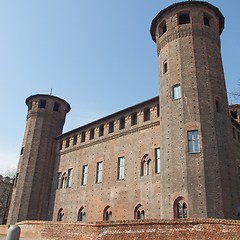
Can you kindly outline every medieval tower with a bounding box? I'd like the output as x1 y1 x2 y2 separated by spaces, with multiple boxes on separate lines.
7 1 240 225
8 95 70 224
150 1 239 219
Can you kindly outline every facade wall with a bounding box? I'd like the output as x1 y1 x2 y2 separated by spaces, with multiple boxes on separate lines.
50 99 161 222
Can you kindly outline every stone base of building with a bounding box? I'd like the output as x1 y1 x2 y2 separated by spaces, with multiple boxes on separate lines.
1 218 240 239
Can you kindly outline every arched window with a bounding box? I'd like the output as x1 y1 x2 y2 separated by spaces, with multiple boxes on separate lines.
141 154 151 176
103 206 112 221
61 172 67 188
134 204 145 220
174 197 188 219
77 207 86 222
57 208 64 221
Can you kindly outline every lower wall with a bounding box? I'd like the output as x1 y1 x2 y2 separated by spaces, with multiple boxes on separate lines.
1 219 240 240
0 225 8 235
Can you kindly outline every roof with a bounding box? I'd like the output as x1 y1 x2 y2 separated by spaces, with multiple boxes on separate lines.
150 1 225 43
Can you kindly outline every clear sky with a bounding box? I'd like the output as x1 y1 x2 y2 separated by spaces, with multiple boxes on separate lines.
0 0 239 176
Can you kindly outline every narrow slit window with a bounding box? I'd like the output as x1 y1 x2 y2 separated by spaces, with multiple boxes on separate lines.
73 134 78 145
65 137 70 148
163 60 168 74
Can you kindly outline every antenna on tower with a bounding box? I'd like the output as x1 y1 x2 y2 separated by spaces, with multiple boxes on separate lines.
50 88 53 96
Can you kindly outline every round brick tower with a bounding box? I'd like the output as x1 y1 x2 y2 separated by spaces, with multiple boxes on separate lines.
150 1 239 219
8 94 70 224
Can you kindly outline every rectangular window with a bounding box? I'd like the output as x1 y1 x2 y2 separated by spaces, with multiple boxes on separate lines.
131 113 138 126
53 103 60 112
81 165 88 186
81 132 86 142
144 108 150 122
96 162 103 183
155 148 160 174
39 100 46 108
187 131 200 153
179 13 190 25
59 140 63 150
109 121 114 133
117 156 125 180
90 128 95 140
20 147 24 155
238 166 240 177
119 117 125 130
65 137 70 148
67 168 73 188
99 125 104 137
172 84 181 100
231 111 238 119
73 134 78 145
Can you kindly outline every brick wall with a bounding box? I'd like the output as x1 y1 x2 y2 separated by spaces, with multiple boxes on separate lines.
2 219 238 240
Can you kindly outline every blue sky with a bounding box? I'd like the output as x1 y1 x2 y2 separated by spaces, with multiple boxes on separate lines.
0 0 239 176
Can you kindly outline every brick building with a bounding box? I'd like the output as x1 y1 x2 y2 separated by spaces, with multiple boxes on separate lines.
7 0 240 225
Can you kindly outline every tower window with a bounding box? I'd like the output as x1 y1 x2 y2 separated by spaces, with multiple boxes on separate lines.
119 117 125 130
143 108 151 122
232 127 236 139
20 147 24 155
59 140 63 150
131 113 138 126
174 198 188 219
117 156 125 180
53 103 60 112
96 161 103 183
81 132 86 143
39 100 46 108
28 101 32 111
231 111 238 119
187 130 200 153
14 173 19 187
238 166 240 178
172 84 181 100
57 208 64 221
89 128 95 140
134 204 145 220
158 20 167 37
99 125 104 137
73 134 78 145
216 100 220 112
163 60 168 74
178 13 190 25
81 165 88 186
204 15 210 27
65 137 70 148
109 121 114 133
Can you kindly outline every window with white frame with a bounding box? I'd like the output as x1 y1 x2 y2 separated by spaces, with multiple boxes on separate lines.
187 130 200 153
67 168 73 188
172 84 181 100
155 148 160 174
96 161 103 183
81 165 88 185
117 157 125 180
